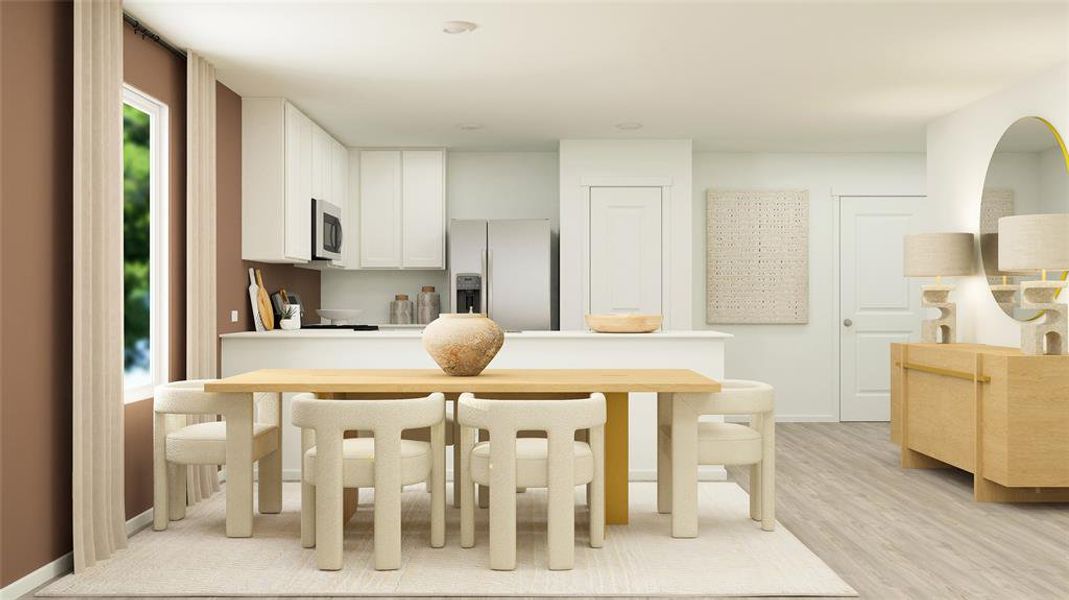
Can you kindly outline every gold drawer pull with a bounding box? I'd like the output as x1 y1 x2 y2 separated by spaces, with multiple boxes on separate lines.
896 361 991 383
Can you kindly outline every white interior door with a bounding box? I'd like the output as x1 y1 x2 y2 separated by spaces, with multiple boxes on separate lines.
840 196 924 421
589 187 662 315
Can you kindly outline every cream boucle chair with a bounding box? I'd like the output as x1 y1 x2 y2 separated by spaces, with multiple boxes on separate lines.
661 380 775 538
292 393 446 571
458 392 606 571
152 380 282 538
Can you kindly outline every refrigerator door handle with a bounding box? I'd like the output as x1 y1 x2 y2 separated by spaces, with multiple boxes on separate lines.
485 249 493 317
481 249 488 316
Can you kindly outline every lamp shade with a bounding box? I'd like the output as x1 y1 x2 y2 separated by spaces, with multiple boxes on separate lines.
998 214 1069 272
903 232 975 277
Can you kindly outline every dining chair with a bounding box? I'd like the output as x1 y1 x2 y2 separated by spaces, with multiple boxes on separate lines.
152 380 282 538
457 392 606 571
660 379 775 538
292 392 446 571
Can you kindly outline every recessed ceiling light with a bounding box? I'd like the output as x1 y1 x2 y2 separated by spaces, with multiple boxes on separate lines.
443 20 478 34
457 123 483 131
615 122 643 131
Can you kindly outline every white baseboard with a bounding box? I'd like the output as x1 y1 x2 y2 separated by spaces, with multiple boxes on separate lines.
728 414 840 423
0 551 72 600
0 508 156 600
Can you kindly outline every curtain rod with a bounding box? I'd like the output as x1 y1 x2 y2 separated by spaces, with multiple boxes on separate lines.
123 12 187 61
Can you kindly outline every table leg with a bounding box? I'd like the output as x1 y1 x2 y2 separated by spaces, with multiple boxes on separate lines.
657 392 672 514
605 392 629 525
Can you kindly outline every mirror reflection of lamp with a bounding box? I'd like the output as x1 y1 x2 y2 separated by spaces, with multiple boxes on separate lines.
980 233 1022 315
904 233 976 344
998 214 1069 355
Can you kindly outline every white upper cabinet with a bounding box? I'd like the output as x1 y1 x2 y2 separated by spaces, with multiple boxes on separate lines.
401 150 446 269
283 103 312 262
356 149 446 270
358 150 404 268
242 98 348 265
311 124 331 202
588 186 663 315
329 139 349 267
241 97 312 263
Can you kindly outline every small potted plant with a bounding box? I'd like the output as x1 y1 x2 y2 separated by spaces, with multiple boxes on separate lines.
279 304 300 330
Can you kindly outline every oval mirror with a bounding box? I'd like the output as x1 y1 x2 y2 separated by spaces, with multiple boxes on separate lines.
980 116 1069 320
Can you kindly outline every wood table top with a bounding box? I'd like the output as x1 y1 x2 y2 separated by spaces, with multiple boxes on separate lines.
205 368 721 394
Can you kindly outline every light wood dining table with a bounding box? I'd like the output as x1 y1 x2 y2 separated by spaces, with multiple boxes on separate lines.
205 368 721 525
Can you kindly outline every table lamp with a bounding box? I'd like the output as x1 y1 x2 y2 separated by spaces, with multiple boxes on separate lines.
904 232 976 344
998 214 1069 355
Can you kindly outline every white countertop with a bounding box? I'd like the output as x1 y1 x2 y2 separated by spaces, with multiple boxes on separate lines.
220 329 732 340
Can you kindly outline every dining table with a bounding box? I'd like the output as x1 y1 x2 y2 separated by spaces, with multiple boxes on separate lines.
205 368 721 525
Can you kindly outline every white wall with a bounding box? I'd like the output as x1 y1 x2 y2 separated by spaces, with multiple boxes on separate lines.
322 152 560 322
691 153 926 420
926 63 1069 346
558 139 693 330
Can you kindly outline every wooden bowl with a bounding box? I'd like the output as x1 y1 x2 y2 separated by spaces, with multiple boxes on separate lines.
585 314 663 333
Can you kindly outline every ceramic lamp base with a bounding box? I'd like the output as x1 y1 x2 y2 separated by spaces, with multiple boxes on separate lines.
1018 280 1067 355
920 284 956 344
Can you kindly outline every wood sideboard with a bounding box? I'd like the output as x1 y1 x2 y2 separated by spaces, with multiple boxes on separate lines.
890 343 1069 502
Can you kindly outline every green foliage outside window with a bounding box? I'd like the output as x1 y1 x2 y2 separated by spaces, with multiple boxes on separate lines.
124 104 151 381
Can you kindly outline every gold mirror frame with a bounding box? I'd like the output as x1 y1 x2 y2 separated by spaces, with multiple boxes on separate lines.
980 116 1069 322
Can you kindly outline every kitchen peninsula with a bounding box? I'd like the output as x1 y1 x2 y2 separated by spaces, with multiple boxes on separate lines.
220 329 731 495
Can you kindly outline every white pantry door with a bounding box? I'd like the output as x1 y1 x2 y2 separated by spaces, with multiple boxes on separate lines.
589 187 662 315
840 196 924 421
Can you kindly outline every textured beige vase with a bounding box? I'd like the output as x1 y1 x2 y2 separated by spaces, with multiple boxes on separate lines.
422 314 504 376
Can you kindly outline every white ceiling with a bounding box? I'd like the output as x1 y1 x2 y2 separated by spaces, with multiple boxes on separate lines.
125 1 1069 152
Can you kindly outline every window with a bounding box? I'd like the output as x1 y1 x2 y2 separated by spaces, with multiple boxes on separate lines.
123 85 169 402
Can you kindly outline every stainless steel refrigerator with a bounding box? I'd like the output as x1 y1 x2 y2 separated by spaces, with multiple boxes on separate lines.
449 219 551 331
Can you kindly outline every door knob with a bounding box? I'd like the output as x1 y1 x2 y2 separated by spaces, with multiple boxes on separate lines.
843 319 853 327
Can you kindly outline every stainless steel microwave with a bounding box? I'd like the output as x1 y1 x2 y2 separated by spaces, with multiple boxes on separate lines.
312 198 343 261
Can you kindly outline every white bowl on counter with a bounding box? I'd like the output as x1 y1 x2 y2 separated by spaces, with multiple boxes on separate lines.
316 308 364 325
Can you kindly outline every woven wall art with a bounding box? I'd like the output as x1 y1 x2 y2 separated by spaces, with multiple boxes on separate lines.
706 190 809 324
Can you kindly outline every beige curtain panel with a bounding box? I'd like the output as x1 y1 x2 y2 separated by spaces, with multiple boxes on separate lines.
185 52 221 504
72 0 127 571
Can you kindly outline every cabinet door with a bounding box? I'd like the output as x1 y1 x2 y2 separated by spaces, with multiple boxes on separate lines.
588 186 662 315
330 140 349 266
283 103 312 261
311 125 331 201
359 150 402 268
401 150 446 269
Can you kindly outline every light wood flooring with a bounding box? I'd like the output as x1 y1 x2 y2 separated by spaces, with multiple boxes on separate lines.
29 423 1068 599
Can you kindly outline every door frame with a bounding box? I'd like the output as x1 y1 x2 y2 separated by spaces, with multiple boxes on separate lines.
580 177 673 329
833 193 926 421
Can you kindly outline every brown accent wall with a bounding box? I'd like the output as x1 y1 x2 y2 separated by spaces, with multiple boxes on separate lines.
0 0 74 587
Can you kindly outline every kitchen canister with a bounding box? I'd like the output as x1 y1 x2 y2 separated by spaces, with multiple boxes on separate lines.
416 286 441 325
389 294 414 324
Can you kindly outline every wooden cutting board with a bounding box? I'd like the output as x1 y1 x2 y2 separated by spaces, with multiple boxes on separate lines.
256 269 275 330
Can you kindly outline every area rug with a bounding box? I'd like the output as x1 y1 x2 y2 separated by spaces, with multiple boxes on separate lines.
39 482 855 597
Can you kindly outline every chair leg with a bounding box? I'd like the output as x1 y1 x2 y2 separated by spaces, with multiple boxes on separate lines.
430 421 446 548
315 432 344 571
749 462 762 521
168 463 187 521
258 450 282 515
452 424 462 508
761 415 775 531
671 402 698 538
589 425 605 549
547 432 576 570
301 427 316 548
373 434 403 571
478 429 490 509
657 392 673 514
489 431 517 570
460 426 475 548
225 401 255 538
153 413 170 531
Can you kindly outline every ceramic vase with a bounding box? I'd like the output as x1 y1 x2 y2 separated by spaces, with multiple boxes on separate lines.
422 313 504 376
